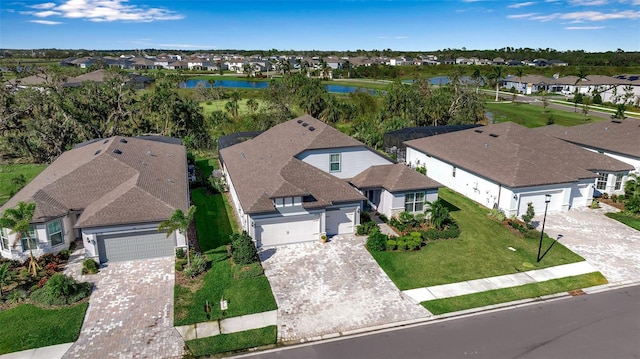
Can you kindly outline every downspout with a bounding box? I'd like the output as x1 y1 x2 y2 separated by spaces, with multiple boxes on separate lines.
496 185 502 210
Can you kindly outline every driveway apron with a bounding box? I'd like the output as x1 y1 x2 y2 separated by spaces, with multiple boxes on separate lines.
63 257 184 359
259 235 430 343
536 205 640 284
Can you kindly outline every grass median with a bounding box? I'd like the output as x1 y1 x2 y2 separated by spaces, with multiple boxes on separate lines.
605 212 640 231
423 272 607 315
185 326 277 356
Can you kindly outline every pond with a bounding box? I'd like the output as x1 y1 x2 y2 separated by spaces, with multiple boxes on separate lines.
180 79 378 94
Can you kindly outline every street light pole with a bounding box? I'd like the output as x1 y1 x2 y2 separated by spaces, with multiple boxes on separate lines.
537 194 552 263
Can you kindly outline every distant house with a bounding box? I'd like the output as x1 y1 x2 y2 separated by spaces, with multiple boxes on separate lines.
63 69 154 90
220 115 442 247
1 136 188 263
405 122 633 217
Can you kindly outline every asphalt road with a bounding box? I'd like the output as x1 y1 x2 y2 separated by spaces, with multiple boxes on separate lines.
240 285 640 359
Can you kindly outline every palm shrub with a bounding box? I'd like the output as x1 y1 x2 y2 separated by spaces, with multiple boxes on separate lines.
81 258 99 275
356 221 378 235
30 273 92 306
426 199 451 230
230 231 258 265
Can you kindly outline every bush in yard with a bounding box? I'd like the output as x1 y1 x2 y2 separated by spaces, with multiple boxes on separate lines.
360 211 372 224
30 273 92 306
507 219 528 235
366 231 388 252
386 238 397 250
81 258 99 275
421 223 461 240
230 231 258 265
176 248 186 259
378 213 388 223
396 239 407 251
611 194 618 203
426 200 451 230
184 252 207 278
488 208 506 222
58 250 71 261
356 220 378 235
521 202 535 229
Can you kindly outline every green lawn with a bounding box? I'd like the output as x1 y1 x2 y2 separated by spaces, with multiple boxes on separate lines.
485 102 601 128
0 303 88 355
423 272 607 315
200 99 268 117
0 164 47 206
605 212 640 231
370 189 584 290
175 188 275 326
186 326 277 356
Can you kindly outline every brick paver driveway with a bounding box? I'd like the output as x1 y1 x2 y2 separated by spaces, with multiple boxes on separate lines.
259 235 430 343
63 257 184 359
537 205 640 284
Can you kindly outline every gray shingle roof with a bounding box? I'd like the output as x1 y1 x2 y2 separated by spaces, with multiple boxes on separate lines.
405 122 633 188
0 136 188 227
535 119 640 159
220 115 372 214
351 164 442 192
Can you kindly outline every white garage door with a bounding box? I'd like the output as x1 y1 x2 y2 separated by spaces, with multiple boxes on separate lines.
326 208 356 236
570 184 592 209
518 190 563 217
255 216 320 247
97 230 175 263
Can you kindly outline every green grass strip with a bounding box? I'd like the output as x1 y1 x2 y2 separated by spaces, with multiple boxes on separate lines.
422 272 607 315
186 325 277 356
605 212 640 231
0 303 88 354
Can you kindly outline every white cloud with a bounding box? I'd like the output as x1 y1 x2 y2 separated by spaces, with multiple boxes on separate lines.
24 0 184 22
29 19 62 25
508 2 536 8
507 12 538 18
565 25 606 29
30 2 56 9
569 0 608 5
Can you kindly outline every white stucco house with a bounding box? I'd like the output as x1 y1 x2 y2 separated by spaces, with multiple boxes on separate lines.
219 115 442 247
537 118 640 194
405 122 633 218
0 136 188 263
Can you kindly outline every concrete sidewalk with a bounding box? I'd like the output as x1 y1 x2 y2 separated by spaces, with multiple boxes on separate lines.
0 343 73 359
403 261 598 303
175 310 278 341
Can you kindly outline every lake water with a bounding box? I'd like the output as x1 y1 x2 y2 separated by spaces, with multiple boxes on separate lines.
181 79 377 94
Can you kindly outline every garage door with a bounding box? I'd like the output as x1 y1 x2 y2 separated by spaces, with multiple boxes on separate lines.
255 216 320 247
326 208 356 236
518 190 563 217
97 230 175 263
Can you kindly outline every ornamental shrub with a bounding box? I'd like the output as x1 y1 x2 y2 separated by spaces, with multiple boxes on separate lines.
184 253 207 278
175 248 186 259
386 239 397 250
356 221 378 235
488 208 506 222
230 231 258 265
30 273 92 306
366 231 388 252
396 239 407 251
521 202 535 229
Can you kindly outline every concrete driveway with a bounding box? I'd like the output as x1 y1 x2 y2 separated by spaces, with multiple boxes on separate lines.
63 257 184 359
259 235 430 343
536 204 640 284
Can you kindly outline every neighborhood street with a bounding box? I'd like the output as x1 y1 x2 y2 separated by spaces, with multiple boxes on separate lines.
242 284 640 359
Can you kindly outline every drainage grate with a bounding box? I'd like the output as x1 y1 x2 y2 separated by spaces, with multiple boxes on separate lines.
568 289 586 297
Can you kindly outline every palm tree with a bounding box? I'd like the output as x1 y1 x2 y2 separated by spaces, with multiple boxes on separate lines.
471 67 483 94
489 66 504 102
0 201 39 276
158 205 196 266
515 67 524 94
425 199 451 230
246 98 259 113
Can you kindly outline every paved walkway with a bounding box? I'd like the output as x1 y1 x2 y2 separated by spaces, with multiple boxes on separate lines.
404 261 598 302
259 234 430 343
62 257 184 359
536 203 640 284
175 310 278 341
0 343 73 359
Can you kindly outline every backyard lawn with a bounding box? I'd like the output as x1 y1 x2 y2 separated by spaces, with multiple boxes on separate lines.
0 303 88 355
370 188 585 290
185 326 277 357
0 163 47 206
485 102 601 128
605 212 640 231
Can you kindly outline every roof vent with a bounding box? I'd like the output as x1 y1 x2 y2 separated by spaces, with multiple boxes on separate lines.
309 126 315 131
302 122 308 127
113 149 122 154
241 152 246 159
94 150 101 155
485 143 489 148
297 119 303 124
605 127 608 131
119 138 128 143
474 129 483 133
489 133 499 138
611 120 622 124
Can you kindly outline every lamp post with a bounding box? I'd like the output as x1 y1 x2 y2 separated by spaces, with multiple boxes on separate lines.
537 194 552 263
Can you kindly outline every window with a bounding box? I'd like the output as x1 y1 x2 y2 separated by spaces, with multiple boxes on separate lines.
329 153 341 172
615 173 624 191
21 226 37 252
452 167 456 178
596 173 607 191
47 220 63 247
0 228 9 251
405 192 425 212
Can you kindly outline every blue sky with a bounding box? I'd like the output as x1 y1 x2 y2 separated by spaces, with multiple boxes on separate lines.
0 0 638 52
